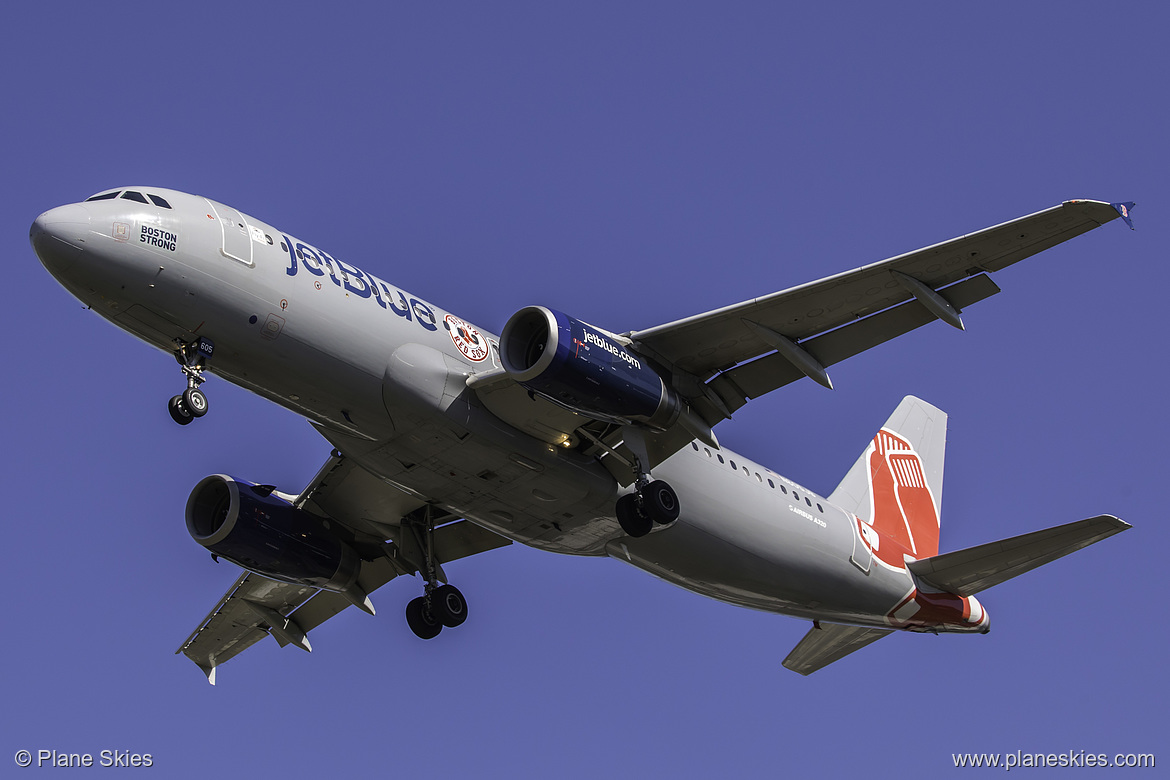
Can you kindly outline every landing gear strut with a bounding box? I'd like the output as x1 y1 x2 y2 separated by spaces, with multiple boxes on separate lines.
614 427 680 538
168 337 214 425
401 506 469 640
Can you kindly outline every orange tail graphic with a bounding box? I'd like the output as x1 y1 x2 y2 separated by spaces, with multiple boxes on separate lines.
868 429 940 558
829 396 947 566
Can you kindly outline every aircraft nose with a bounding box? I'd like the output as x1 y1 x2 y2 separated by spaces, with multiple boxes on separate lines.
31 203 91 275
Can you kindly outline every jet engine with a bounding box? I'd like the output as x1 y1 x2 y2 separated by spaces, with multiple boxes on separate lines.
500 306 681 429
185 475 362 593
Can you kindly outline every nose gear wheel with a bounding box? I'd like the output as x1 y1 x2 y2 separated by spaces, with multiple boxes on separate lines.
168 337 214 425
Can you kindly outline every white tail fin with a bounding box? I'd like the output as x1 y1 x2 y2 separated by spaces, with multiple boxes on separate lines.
829 396 947 559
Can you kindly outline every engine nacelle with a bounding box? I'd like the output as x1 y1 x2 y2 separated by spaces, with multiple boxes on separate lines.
185 475 361 592
500 306 681 428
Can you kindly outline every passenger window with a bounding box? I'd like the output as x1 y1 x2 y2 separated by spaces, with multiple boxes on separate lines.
755 473 762 482
147 194 172 209
691 442 699 451
805 497 812 507
816 503 823 512
704 448 711 457
767 479 775 488
121 191 148 204
781 485 788 494
717 455 724 464
85 191 120 201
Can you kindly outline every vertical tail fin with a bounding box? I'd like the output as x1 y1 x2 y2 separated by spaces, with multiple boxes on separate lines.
829 396 946 560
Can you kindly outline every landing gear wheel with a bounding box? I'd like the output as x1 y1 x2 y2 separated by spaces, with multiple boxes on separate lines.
168 395 194 425
183 387 208 417
643 480 680 525
434 584 468 628
405 596 443 639
616 493 652 538
170 338 213 425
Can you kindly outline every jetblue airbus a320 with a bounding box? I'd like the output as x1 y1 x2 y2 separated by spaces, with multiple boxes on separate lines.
30 188 1135 682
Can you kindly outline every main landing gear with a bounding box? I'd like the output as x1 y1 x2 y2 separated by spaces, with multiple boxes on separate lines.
616 480 680 538
401 506 469 640
168 337 214 426
614 427 680 538
405 583 468 640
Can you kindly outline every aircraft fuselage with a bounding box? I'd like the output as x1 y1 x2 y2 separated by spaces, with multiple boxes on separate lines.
31 187 989 637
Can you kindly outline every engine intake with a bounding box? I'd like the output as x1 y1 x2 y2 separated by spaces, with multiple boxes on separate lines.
186 475 361 592
500 306 681 428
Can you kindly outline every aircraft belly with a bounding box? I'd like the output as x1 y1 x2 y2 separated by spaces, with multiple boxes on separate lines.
316 397 621 555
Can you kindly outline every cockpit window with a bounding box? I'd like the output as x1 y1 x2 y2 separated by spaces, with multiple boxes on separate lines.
121 191 149 204
85 191 121 202
147 194 172 209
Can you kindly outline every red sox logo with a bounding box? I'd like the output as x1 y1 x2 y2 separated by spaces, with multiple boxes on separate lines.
446 314 490 362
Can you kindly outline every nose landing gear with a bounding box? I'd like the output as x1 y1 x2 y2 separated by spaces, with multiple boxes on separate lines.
168 337 213 425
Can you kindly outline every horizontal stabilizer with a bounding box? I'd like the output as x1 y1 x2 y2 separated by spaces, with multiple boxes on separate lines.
782 623 894 676
908 514 1130 597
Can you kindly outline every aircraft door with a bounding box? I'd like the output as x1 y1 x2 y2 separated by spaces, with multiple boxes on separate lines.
204 199 253 266
850 515 874 573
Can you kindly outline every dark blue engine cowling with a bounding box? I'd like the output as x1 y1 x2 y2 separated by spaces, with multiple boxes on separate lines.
185 475 361 592
500 306 680 428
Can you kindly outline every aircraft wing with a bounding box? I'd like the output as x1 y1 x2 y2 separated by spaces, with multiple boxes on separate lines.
782 622 894 675
629 200 1129 421
176 454 512 683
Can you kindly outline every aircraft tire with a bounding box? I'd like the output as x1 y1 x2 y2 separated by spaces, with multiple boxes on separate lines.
434 584 468 628
183 387 209 417
643 480 680 525
168 395 194 425
616 493 652 538
405 596 443 640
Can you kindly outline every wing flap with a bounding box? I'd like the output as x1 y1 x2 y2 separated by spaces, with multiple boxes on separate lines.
782 623 894 676
908 514 1131 597
284 556 404 636
175 572 320 682
709 273 1000 412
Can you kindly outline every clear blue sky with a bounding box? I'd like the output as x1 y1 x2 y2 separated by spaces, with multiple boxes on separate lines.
4 3 1165 777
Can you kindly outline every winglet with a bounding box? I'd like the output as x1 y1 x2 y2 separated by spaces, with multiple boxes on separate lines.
198 663 217 686
1111 202 1136 229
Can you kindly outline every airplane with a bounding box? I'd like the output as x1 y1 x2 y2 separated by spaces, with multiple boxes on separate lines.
30 188 1135 682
